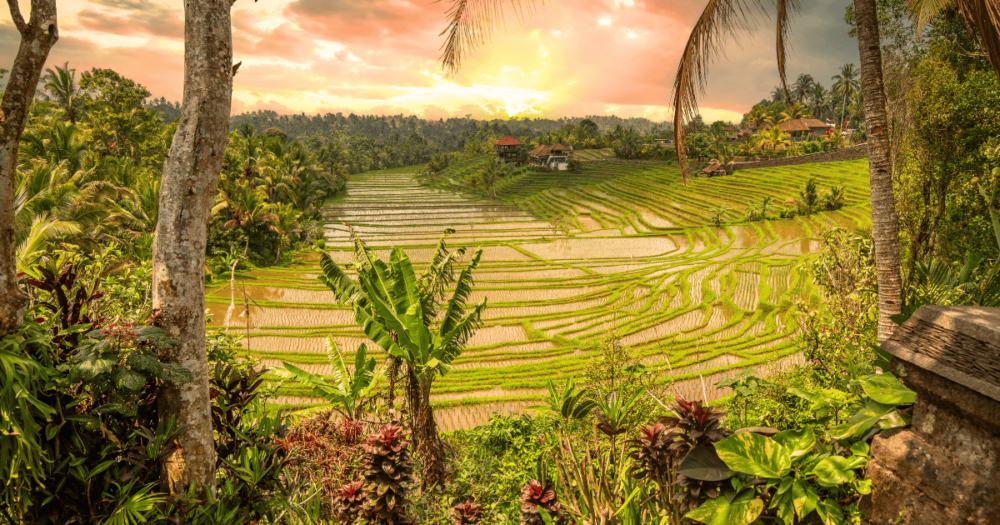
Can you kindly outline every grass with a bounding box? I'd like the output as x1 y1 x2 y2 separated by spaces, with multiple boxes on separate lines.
209 157 873 430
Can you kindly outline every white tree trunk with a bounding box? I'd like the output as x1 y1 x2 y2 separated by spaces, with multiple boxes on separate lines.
0 0 59 337
151 0 233 491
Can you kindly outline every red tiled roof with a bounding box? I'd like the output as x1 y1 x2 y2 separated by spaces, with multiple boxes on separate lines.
549 143 570 152
495 135 524 146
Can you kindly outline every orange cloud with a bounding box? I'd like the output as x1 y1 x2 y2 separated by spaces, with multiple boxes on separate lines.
0 0 861 122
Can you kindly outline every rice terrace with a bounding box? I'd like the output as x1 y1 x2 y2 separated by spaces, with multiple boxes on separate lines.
207 154 872 430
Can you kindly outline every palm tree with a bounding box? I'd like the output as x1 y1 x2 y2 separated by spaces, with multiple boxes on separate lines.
269 202 301 263
42 62 82 124
710 144 737 173
792 74 815 104
779 102 812 123
808 84 829 120
755 127 790 158
831 64 860 130
743 106 773 132
216 183 278 256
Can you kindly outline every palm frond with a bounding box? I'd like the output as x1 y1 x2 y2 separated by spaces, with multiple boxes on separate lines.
673 0 760 181
776 0 800 106
439 0 536 73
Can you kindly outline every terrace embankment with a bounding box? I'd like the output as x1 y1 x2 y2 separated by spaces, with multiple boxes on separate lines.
208 159 873 430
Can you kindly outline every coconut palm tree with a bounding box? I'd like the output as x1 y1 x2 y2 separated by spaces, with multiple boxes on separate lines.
831 64 860 130
269 202 301 263
792 74 815 104
41 63 83 124
808 84 829 120
215 183 278 256
779 102 812 123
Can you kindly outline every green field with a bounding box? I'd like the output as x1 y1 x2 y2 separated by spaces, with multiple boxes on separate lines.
207 157 872 430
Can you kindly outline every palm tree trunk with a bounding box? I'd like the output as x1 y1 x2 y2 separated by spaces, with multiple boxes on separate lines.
0 0 59 337
151 0 233 492
841 92 848 130
854 0 903 341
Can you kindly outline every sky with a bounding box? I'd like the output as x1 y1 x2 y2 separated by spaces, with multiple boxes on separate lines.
0 0 862 122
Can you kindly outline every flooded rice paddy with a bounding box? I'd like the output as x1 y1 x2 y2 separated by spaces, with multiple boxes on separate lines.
207 160 872 430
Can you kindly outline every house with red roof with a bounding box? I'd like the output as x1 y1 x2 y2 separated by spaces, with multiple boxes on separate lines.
494 135 526 165
527 143 573 171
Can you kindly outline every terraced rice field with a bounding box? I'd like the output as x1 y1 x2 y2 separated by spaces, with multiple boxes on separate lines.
207 158 873 430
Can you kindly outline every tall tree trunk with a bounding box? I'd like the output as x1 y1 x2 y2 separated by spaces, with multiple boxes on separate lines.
0 0 58 337
152 0 233 492
406 369 448 489
854 0 903 341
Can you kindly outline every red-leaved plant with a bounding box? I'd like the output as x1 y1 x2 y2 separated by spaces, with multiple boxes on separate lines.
520 480 572 525
358 424 415 525
451 500 484 525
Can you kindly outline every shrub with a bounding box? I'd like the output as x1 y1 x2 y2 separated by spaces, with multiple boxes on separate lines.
358 424 415 524
281 412 366 519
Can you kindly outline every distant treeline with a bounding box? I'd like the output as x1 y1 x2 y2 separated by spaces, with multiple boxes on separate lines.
226 111 670 149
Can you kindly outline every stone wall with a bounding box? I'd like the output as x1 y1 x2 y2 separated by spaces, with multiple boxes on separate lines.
863 306 1000 524
731 143 868 171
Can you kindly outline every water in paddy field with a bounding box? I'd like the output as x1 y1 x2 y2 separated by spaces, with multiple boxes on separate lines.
207 162 873 430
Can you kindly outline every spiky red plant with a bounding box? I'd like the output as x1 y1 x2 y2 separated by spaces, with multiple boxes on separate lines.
333 480 365 524
519 480 572 525
358 424 415 525
451 500 484 525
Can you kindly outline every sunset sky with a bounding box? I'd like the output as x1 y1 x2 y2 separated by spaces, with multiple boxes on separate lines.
1 0 860 122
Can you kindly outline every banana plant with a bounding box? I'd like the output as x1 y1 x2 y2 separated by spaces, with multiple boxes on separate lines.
318 235 486 380
275 337 380 420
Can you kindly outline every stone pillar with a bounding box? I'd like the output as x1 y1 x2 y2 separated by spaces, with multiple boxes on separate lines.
864 305 1000 524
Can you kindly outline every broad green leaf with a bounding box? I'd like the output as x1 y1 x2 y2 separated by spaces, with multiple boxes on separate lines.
829 399 896 440
877 409 912 430
816 498 846 525
849 441 869 457
856 479 872 495
685 490 764 525
677 445 733 482
791 478 819 518
810 456 857 487
115 369 147 391
714 432 792 479
773 427 815 458
860 373 916 405
769 489 795 524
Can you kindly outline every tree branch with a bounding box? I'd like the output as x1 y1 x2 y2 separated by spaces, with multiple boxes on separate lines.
7 0 27 33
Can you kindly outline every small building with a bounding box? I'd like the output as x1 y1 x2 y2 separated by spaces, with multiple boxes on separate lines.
494 135 526 165
724 125 740 141
777 119 833 141
701 161 726 177
528 143 574 171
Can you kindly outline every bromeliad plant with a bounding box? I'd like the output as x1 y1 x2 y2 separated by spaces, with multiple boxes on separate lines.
358 424 416 525
318 229 486 488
